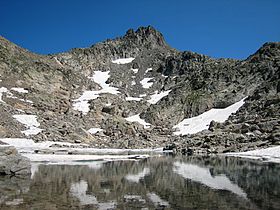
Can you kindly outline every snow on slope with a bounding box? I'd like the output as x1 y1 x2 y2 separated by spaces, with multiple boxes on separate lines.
11 87 28 93
73 71 119 114
145 67 153 74
226 146 280 163
88 127 103 134
140 78 153 89
148 90 171 104
173 162 247 198
12 115 43 136
125 96 142 101
125 114 151 129
173 98 246 135
111 57 135 64
131 68 139 73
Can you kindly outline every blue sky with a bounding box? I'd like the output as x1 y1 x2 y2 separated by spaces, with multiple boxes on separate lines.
0 0 279 59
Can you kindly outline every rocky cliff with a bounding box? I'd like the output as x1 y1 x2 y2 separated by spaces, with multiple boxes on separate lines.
0 26 279 154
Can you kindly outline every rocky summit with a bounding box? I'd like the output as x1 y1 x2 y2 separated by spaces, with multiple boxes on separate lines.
0 26 279 154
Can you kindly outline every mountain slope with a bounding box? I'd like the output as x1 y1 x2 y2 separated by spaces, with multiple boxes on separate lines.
0 26 279 154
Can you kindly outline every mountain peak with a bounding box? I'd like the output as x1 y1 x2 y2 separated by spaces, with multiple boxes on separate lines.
247 42 280 62
124 26 167 48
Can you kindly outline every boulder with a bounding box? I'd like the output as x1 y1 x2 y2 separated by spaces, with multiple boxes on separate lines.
0 146 31 176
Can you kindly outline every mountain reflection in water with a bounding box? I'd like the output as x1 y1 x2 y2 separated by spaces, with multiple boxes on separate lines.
1 156 280 210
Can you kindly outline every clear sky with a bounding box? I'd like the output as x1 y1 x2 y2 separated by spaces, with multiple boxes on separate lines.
0 0 279 59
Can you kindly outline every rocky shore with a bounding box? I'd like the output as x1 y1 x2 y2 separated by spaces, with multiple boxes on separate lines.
0 144 31 176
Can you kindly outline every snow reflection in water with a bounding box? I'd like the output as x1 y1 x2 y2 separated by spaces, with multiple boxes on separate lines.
0 156 280 210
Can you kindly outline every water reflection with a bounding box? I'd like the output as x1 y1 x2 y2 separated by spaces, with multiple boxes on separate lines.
0 156 280 210
173 162 247 198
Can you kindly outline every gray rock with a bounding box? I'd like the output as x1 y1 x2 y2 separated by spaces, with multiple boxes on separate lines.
0 146 31 176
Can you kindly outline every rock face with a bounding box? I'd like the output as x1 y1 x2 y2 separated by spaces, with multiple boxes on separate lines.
0 146 31 175
0 26 279 153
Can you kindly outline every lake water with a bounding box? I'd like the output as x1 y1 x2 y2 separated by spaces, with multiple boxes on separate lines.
0 155 280 210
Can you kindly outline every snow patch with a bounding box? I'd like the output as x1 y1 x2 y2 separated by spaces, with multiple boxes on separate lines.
148 90 171 104
173 98 246 135
145 67 152 74
125 114 151 129
140 78 153 89
88 127 103 134
226 146 280 163
131 68 138 73
131 81 136 86
74 71 119 114
12 115 42 136
111 57 135 64
173 162 247 198
11 87 28 93
125 168 150 183
139 94 147 97
125 96 142 102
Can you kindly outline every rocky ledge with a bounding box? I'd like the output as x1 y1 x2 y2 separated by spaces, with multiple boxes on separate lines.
0 145 31 176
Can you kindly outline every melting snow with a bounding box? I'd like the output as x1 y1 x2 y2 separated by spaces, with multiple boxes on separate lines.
88 127 103 134
11 87 28 93
0 138 162 163
140 78 153 89
125 96 142 101
73 71 119 114
125 168 150 183
173 162 247 198
148 90 171 104
12 115 43 136
226 146 280 163
139 94 147 97
145 67 152 74
173 98 246 135
125 114 151 129
111 57 135 64
131 68 139 73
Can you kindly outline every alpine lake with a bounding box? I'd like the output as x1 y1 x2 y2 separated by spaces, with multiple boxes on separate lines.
1 155 280 210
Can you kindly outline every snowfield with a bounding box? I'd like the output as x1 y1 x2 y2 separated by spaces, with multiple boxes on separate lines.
148 90 171 104
73 71 119 114
11 87 28 93
226 146 280 163
88 127 103 134
145 67 153 74
125 114 151 129
125 96 142 101
140 78 153 89
111 57 135 64
173 98 246 135
131 68 139 73
12 114 43 136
